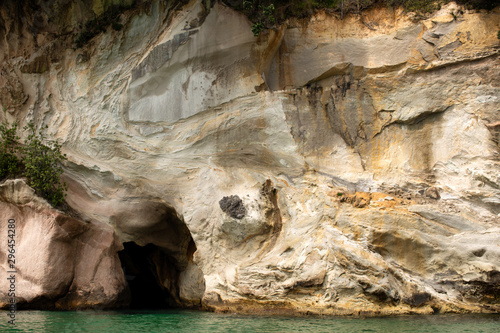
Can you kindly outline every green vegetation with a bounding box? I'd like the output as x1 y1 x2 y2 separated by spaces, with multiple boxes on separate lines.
388 0 441 13
0 120 67 207
23 123 67 207
227 0 498 36
243 1 276 35
0 121 21 180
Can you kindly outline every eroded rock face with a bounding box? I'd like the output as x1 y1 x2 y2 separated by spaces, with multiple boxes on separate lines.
0 0 499 314
0 180 128 310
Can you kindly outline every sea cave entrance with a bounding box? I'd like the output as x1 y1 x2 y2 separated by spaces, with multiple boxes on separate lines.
113 200 199 309
118 242 184 309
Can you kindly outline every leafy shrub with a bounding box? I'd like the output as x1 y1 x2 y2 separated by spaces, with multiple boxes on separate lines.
0 121 21 180
243 1 276 36
229 0 498 36
0 120 67 207
23 122 67 207
251 22 265 36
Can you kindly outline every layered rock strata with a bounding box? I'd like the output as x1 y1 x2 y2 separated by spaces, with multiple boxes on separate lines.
0 179 127 309
0 0 499 314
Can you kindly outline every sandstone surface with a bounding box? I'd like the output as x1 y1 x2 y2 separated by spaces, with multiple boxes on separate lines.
0 0 499 314
0 179 128 309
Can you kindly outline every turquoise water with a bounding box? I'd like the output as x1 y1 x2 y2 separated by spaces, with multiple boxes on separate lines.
1 310 499 332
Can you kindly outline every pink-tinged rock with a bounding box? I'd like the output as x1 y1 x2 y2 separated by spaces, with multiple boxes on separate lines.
0 179 128 309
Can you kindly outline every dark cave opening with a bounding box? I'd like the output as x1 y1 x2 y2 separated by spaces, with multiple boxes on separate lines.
118 242 181 309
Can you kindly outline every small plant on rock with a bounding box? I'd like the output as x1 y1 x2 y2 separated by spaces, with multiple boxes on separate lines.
0 120 21 180
242 1 276 36
22 122 68 207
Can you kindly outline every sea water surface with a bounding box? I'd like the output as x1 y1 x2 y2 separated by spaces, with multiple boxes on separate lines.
1 310 499 332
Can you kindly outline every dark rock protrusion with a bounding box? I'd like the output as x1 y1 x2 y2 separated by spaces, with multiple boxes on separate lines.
219 195 246 219
261 179 282 236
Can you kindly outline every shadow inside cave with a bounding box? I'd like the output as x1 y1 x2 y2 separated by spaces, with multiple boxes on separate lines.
118 242 182 310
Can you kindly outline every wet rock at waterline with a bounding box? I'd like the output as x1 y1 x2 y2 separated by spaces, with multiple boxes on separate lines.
0 0 499 314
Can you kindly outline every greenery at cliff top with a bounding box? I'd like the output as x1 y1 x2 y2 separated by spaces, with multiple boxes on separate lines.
0 120 67 208
227 0 498 36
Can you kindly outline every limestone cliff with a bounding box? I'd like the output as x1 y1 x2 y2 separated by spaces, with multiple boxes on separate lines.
0 0 499 314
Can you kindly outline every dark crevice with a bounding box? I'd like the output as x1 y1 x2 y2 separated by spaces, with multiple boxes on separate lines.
372 105 451 140
118 242 183 310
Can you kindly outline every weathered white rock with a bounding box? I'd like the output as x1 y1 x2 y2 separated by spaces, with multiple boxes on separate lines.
0 180 128 309
0 0 499 314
